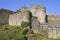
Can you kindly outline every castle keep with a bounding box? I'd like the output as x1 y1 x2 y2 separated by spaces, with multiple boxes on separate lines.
9 4 60 38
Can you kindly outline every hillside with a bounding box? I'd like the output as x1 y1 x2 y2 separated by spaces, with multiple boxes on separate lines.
0 24 60 40
0 9 14 25
0 24 49 40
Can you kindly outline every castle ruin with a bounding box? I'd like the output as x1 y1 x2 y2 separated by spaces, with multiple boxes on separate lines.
9 4 60 38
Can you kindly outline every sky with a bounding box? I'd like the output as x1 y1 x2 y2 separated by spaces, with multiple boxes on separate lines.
0 0 60 15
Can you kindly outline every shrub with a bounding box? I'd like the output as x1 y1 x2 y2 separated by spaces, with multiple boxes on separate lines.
21 22 29 28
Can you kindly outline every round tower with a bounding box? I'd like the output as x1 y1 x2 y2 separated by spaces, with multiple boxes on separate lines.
37 7 46 23
29 4 46 23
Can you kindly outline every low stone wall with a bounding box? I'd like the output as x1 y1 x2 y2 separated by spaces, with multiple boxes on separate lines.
48 15 60 26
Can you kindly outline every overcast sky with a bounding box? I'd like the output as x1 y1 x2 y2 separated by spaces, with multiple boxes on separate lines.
0 0 60 15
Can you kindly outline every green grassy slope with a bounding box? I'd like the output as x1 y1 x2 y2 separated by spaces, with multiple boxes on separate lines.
0 24 60 40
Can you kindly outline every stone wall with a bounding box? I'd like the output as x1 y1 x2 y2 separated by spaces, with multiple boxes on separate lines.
0 9 13 25
48 25 60 38
9 10 30 26
48 15 60 26
9 13 22 26
31 16 48 38
31 16 40 33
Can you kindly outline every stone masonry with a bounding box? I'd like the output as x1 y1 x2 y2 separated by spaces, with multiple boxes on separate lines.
9 4 60 38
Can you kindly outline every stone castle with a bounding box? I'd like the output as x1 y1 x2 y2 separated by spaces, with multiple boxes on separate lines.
9 4 60 38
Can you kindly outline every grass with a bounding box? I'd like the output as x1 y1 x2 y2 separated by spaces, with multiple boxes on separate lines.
0 24 60 40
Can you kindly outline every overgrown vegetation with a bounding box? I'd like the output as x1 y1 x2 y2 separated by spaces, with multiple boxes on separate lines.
0 22 60 40
21 21 29 28
0 22 29 40
0 25 28 40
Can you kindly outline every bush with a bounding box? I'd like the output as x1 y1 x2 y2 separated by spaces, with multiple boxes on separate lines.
21 22 29 28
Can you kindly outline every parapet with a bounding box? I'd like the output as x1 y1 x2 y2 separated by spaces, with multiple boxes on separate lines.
29 4 46 12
